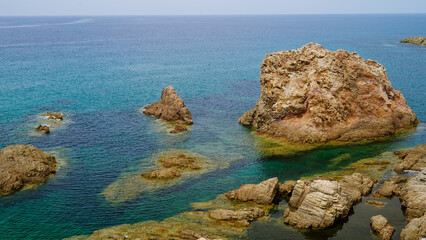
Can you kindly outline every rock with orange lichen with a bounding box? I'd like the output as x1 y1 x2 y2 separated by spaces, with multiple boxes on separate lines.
239 43 418 143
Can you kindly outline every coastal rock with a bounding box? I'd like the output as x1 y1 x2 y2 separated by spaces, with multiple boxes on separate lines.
143 86 193 125
283 173 374 229
225 177 279 204
399 169 426 221
400 214 426 240
42 112 64 120
277 180 296 199
400 36 426 46
394 144 426 173
0 145 56 196
239 43 418 143
170 123 188 134
366 200 386 207
35 125 50 134
372 180 401 198
208 207 265 226
370 215 395 240
141 168 181 180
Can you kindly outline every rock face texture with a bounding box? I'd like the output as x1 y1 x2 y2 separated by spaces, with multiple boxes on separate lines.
239 43 418 143
143 86 193 125
394 144 426 173
399 169 426 221
0 145 56 196
208 207 265 227
225 177 279 204
370 215 395 240
283 173 375 229
400 214 426 240
400 36 426 46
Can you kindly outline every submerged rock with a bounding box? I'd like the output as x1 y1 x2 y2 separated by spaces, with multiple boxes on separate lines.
239 43 418 143
283 173 375 229
42 112 64 120
370 215 395 240
170 123 188 134
400 36 426 46
141 167 181 180
394 143 426 173
400 214 426 240
372 179 401 198
366 200 386 207
35 125 50 134
225 177 279 204
143 86 193 125
0 145 56 196
399 168 426 221
208 207 265 227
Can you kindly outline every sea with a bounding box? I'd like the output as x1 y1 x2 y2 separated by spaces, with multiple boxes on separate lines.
0 14 425 239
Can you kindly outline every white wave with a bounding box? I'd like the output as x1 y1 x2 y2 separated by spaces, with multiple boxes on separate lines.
0 18 93 29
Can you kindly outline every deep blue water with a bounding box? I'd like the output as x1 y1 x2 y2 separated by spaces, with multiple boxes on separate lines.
0 14 425 239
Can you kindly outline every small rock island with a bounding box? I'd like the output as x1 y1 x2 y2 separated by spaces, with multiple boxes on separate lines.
400 36 426 46
239 43 418 143
0 145 56 196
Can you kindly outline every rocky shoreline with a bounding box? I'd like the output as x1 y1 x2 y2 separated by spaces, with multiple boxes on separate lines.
400 36 426 46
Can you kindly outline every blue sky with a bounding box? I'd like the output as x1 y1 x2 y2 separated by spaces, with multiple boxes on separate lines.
1 0 425 16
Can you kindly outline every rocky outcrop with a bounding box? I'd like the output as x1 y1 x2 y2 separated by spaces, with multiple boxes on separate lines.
42 112 63 120
143 86 193 126
370 215 395 240
394 144 426 173
35 125 50 134
283 173 375 229
399 168 426 221
400 36 426 46
208 207 265 227
0 145 56 196
372 179 401 198
225 177 279 204
239 43 418 143
277 180 296 199
400 214 426 240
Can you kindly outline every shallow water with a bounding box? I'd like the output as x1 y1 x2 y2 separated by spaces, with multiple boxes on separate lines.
0 14 425 239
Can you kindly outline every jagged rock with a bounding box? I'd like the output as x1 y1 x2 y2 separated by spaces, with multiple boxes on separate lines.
370 215 395 240
239 43 418 143
143 86 193 125
372 180 401 198
35 125 50 134
141 168 181 180
366 200 386 207
400 214 426 240
283 173 375 229
42 112 63 120
0 145 56 196
225 177 279 204
394 144 426 173
399 169 426 221
400 36 426 46
208 207 265 227
278 180 296 199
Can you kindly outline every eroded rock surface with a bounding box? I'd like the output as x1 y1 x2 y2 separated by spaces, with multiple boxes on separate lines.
400 36 426 46
143 86 193 125
400 214 426 240
370 215 395 240
225 177 279 204
239 43 417 143
283 173 375 229
0 145 56 196
394 144 426 173
399 169 426 221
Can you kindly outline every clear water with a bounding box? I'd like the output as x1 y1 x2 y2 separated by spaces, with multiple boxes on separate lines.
0 14 425 239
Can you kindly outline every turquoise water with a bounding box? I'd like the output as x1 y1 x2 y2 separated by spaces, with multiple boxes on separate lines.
0 15 425 239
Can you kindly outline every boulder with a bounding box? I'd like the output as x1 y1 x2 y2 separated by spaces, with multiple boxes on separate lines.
143 86 193 125
370 215 395 240
239 43 418 143
283 173 375 229
225 177 279 204
372 180 401 198
141 168 181 180
35 125 50 134
42 112 63 120
208 207 265 227
394 144 426 173
0 145 56 196
400 36 426 46
400 214 426 240
399 169 426 221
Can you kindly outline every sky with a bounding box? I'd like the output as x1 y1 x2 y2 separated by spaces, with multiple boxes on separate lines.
0 0 425 16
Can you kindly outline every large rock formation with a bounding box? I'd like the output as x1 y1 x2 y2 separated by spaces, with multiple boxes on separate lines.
400 36 426 46
394 144 426 173
370 215 395 240
225 177 279 204
399 168 426 221
239 43 418 143
400 214 426 240
283 173 375 229
143 86 193 125
0 145 56 196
